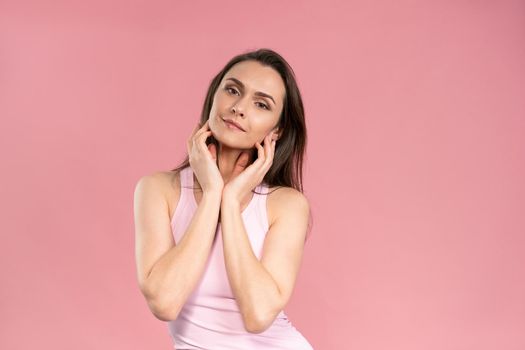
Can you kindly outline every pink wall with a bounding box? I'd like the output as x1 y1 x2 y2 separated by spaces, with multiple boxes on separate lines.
1 0 524 349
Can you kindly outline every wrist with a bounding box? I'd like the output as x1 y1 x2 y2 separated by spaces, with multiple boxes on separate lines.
220 195 240 210
202 189 223 202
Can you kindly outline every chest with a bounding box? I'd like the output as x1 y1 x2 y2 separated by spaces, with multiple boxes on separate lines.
170 186 271 299
168 172 276 229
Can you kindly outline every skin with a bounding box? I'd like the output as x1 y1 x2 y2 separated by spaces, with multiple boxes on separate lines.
134 60 310 334
194 61 309 333
208 59 284 184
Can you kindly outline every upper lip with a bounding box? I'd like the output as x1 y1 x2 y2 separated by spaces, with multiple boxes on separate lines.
222 117 246 131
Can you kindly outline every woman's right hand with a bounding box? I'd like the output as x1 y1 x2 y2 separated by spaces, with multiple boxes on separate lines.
186 119 224 194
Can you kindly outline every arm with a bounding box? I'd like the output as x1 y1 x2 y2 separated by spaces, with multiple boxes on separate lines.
220 187 310 333
134 172 222 321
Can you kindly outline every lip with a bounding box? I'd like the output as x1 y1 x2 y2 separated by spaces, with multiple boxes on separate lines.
222 118 246 132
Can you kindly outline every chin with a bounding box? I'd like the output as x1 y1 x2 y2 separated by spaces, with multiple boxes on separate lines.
217 138 246 150
215 134 254 150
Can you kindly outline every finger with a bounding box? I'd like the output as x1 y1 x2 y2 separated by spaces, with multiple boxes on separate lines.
208 143 217 160
261 133 275 171
192 121 211 151
187 122 201 154
268 140 275 170
256 141 270 180
270 133 276 159
193 121 202 133
193 119 210 140
254 141 265 168
263 133 273 168
197 128 212 145
195 130 213 153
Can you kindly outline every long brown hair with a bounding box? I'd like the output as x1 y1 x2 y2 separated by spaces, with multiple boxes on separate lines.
172 48 307 190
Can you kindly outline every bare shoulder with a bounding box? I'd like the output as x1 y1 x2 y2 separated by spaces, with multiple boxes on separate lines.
266 185 311 227
135 170 181 221
135 170 178 193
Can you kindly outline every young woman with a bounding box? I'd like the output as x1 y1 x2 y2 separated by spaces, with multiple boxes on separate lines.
134 48 314 349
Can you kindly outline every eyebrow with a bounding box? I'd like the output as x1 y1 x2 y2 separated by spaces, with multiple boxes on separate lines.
225 77 276 106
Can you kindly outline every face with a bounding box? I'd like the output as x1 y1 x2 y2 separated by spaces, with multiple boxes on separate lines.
208 60 285 150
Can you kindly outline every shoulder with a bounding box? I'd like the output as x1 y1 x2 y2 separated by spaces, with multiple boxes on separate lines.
134 171 180 213
266 185 310 226
135 170 178 193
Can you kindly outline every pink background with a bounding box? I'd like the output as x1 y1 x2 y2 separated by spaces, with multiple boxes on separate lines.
1 0 524 349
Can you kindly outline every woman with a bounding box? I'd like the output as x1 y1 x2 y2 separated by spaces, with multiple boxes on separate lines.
134 48 314 349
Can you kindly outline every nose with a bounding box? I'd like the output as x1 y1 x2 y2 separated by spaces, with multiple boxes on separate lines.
231 106 244 117
231 101 245 117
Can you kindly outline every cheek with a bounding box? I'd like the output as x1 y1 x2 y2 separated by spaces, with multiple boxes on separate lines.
213 93 229 107
252 128 273 144
209 115 224 135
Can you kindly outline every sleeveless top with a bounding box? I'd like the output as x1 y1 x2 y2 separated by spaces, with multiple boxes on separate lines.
167 166 314 350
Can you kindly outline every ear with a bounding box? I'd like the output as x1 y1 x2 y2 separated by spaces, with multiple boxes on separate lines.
272 128 282 141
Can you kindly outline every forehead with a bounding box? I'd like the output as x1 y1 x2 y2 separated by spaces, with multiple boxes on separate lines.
222 60 285 103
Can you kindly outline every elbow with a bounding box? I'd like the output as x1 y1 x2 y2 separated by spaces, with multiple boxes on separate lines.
245 319 270 334
242 296 285 333
147 297 182 322
150 302 178 322
142 285 182 322
242 310 275 334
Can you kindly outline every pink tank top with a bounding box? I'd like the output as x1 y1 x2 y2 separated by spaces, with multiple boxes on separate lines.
167 166 314 350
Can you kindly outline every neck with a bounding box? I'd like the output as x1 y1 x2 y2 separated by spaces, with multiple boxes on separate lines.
217 143 255 183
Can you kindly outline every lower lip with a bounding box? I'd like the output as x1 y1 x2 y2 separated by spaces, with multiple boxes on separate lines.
223 120 244 132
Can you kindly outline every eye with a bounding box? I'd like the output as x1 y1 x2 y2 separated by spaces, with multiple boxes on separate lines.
256 102 270 110
225 86 239 95
225 85 270 110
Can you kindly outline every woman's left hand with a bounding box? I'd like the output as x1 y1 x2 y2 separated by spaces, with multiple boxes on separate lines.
222 131 277 205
